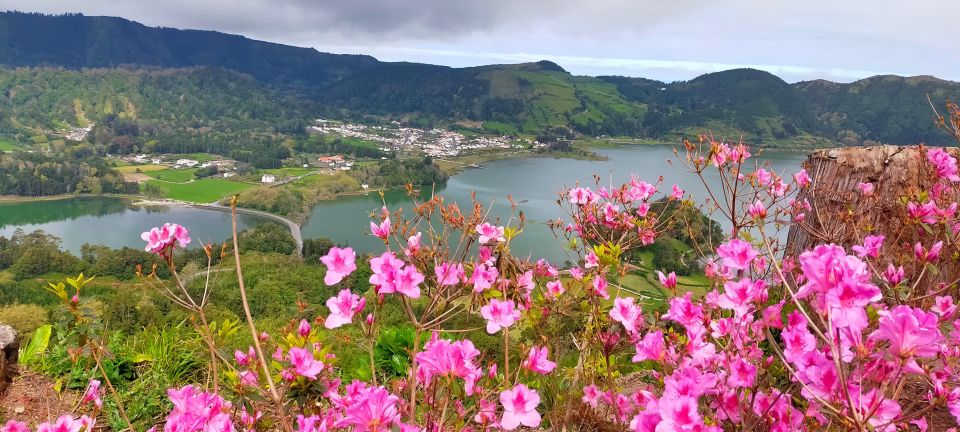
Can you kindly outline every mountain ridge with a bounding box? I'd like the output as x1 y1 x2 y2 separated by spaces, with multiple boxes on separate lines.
2 11 959 146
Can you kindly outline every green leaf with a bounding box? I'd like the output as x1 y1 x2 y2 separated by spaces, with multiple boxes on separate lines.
20 324 52 365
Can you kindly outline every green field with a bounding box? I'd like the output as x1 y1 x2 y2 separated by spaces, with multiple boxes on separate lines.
117 164 167 174
0 138 22 151
262 167 314 177
146 168 199 182
340 136 381 150
145 178 255 203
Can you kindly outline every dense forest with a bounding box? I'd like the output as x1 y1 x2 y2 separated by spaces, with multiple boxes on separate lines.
1 12 957 147
0 149 135 196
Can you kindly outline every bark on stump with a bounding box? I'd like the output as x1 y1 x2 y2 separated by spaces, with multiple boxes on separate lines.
0 325 17 393
786 145 958 276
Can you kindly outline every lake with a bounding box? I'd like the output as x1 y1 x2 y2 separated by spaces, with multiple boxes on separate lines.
0 146 808 262
0 197 277 253
300 146 808 263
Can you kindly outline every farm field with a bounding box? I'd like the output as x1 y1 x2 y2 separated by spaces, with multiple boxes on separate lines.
0 138 22 151
145 168 199 182
262 167 314 177
116 164 167 174
145 178 256 203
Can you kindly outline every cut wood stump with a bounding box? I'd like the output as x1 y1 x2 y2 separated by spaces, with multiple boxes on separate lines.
786 144 960 280
0 325 17 394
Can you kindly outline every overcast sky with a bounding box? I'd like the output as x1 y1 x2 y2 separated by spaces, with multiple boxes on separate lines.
5 0 958 83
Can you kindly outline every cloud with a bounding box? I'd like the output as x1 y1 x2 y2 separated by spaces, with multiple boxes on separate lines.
2 0 958 82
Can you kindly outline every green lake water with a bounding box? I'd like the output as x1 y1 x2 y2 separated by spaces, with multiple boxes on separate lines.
0 146 807 262
0 196 276 253
300 146 807 264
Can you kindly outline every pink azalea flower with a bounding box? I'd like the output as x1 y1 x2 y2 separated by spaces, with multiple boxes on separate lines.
794 169 811 187
370 217 391 239
435 262 465 286
141 223 191 254
670 184 684 200
716 238 758 270
521 346 557 374
727 357 757 388
545 280 564 299
884 263 905 286
908 201 940 223
755 168 772 186
858 182 875 196
582 384 602 408
798 244 881 330
914 241 943 262
288 347 324 380
852 235 884 258
662 292 704 330
480 299 521 334
334 385 401 431
657 395 704 431
517 271 535 292
325 289 366 329
569 266 584 280
628 179 657 201
320 247 357 285
234 347 256 366
1 421 29 432
568 187 598 205
36 416 90 432
238 370 258 387
298 319 311 337
932 296 956 319
927 147 960 182
716 278 758 316
592 276 610 299
499 384 541 430
476 222 506 244
770 178 788 197
415 337 482 394
851 387 902 432
871 305 944 373
81 379 102 408
473 399 498 426
470 263 499 292
405 232 422 255
584 251 600 268
394 266 425 298
748 199 767 219
632 330 665 363
657 271 677 289
369 252 423 298
610 297 642 334
164 385 233 432
295 415 324 432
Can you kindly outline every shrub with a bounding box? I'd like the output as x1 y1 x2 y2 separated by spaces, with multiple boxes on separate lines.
0 303 47 335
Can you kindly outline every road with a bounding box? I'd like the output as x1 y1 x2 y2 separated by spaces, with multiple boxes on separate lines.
190 203 303 257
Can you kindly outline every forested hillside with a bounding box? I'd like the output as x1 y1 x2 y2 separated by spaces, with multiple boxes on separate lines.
1 11 959 146
0 11 377 89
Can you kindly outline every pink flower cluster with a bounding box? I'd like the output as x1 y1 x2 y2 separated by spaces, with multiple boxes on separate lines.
141 223 191 254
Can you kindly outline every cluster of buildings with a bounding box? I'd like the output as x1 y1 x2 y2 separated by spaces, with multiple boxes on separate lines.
318 155 354 171
309 119 518 158
61 124 94 141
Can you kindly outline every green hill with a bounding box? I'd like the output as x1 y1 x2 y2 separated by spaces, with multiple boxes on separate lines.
1 11 959 147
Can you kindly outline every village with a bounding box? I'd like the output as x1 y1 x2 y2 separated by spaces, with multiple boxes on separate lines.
308 119 527 157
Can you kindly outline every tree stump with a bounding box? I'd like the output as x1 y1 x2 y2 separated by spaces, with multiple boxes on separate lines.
0 325 17 393
786 144 960 280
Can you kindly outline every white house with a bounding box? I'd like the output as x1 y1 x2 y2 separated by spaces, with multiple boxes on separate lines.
175 159 199 168
223 172 236 178
261 174 276 183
